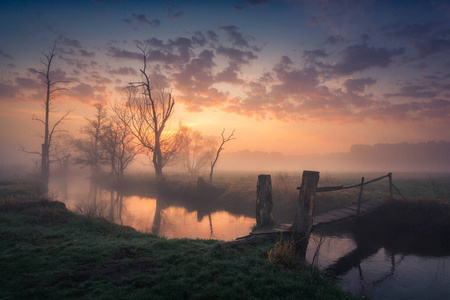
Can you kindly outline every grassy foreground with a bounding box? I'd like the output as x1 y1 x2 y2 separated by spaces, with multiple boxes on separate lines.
0 182 361 300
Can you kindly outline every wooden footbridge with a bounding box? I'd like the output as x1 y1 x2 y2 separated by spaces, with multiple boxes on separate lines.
222 172 392 247
249 198 381 237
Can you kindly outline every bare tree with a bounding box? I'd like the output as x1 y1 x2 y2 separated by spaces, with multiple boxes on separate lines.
20 44 70 194
73 104 108 177
100 118 139 181
113 44 179 181
51 133 74 176
179 126 217 176
209 129 236 182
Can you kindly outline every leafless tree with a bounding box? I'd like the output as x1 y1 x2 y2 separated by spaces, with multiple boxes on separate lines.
51 133 74 175
179 126 217 176
100 118 139 180
19 44 70 194
73 104 108 177
113 44 179 181
209 129 236 182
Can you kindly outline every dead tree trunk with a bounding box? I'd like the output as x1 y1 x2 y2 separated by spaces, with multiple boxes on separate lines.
256 174 275 227
290 171 320 259
209 129 235 182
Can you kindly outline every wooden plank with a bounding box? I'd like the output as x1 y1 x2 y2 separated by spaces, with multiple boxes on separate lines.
238 198 383 242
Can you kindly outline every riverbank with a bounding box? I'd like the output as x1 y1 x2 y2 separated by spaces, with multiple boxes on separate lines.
0 181 361 299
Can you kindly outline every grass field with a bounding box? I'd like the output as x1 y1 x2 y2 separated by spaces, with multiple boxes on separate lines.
2 170 448 299
0 181 363 299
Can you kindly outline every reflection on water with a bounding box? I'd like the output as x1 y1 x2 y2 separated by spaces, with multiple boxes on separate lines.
51 178 255 241
306 220 450 300
51 178 450 299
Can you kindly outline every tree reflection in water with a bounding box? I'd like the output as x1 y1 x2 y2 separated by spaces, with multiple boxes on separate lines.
59 182 255 241
308 218 450 299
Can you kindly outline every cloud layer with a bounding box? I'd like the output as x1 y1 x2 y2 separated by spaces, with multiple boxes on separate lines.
1 0 449 126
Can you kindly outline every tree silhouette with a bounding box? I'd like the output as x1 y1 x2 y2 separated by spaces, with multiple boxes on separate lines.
178 126 216 176
20 44 70 194
73 104 108 177
113 44 179 182
100 117 139 181
209 129 236 182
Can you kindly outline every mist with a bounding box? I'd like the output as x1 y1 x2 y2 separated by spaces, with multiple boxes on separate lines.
3 140 449 180
210 141 450 174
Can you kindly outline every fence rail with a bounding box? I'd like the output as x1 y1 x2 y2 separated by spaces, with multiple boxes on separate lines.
297 172 394 218
315 173 392 193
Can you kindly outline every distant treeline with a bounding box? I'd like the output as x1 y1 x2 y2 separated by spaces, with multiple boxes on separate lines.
346 141 450 172
220 141 450 173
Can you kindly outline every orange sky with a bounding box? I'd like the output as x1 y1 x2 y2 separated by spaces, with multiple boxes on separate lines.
1 0 449 168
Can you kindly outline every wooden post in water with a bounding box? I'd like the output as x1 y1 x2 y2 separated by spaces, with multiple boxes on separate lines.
356 177 365 219
388 172 393 198
290 171 320 259
256 174 275 227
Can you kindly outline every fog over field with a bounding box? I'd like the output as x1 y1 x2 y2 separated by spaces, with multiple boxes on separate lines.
218 141 450 173
2 141 449 181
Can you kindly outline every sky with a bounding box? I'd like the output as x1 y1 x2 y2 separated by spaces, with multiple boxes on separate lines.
1 0 450 167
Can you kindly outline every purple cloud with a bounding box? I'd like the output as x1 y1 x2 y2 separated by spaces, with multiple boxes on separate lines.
107 46 142 60
413 38 450 58
382 22 435 40
132 13 161 26
0 82 17 100
331 42 404 75
219 25 254 49
324 35 345 45
166 5 184 19
15 77 41 90
382 21 450 58
57 36 82 48
109 67 137 76
302 49 329 62
79 50 95 58
384 84 438 99
216 46 257 66
216 66 244 84
173 49 215 92
0 49 13 59
343 77 377 93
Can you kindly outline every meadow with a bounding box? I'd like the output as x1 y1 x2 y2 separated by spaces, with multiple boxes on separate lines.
0 180 361 299
1 170 449 299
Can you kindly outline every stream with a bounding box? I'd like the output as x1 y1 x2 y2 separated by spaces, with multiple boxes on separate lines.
52 180 450 299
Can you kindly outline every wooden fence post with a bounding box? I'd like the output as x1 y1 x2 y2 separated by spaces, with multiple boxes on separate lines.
388 172 393 198
290 171 320 259
356 177 365 218
256 174 275 227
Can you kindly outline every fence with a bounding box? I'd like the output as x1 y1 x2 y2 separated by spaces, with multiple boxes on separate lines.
300 172 405 218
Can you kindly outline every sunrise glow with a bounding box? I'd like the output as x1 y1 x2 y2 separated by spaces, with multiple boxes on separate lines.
0 0 449 170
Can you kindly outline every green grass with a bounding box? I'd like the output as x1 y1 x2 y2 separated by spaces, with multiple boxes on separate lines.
0 182 362 300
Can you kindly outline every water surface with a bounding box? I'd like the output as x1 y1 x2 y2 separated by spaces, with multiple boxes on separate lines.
52 179 450 299
53 179 255 241
306 220 450 299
